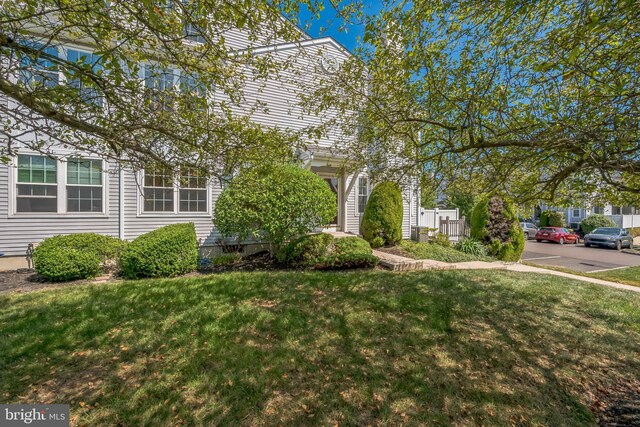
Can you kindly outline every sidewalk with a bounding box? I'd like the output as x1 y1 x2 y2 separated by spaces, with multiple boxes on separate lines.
373 250 640 293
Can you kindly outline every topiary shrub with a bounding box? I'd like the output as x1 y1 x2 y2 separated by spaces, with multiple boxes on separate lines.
540 210 565 227
580 214 617 234
361 181 403 247
33 233 124 282
276 233 334 267
214 164 336 253
470 195 524 261
120 223 198 279
454 238 487 257
334 236 372 256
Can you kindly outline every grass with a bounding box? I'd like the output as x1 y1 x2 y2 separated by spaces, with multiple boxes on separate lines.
524 263 640 288
2 270 640 425
395 240 494 262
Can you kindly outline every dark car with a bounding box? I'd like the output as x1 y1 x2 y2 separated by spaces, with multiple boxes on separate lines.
535 227 579 245
520 222 538 240
584 227 633 250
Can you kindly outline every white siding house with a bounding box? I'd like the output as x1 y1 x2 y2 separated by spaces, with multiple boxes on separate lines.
0 26 421 269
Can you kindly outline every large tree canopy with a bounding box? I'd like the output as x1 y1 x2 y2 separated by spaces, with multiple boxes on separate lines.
0 0 335 175
305 0 640 203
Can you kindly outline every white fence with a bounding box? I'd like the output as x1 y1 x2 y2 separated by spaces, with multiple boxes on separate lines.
608 214 640 229
418 208 459 229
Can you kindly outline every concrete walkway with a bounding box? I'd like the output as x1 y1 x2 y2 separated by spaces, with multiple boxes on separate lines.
373 250 640 293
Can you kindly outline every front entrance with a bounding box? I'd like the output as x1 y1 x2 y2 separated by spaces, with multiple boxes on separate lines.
323 177 339 227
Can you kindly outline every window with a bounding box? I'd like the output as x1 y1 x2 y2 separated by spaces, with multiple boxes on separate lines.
572 208 580 218
143 169 174 212
19 44 59 88
622 206 640 215
144 65 176 111
16 155 58 212
611 206 621 215
178 72 207 111
179 168 207 212
593 206 604 214
67 158 103 212
67 49 103 106
357 176 368 213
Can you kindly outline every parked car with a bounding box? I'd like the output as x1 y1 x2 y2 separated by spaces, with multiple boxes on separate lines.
520 222 539 240
535 227 579 245
584 227 633 250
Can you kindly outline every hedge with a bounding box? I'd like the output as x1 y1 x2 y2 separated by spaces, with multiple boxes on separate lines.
120 223 199 279
361 181 403 247
470 195 524 261
32 233 124 282
580 214 617 234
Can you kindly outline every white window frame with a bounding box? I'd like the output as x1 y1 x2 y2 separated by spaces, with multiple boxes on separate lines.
357 175 369 214
65 157 106 213
9 152 108 218
137 168 211 217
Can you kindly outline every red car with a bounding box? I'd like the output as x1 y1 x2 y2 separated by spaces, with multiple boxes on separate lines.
535 227 579 245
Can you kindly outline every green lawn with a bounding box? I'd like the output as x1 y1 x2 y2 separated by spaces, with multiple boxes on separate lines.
395 240 494 262
2 270 640 425
590 266 640 287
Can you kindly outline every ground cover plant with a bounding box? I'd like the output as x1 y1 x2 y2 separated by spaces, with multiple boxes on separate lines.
386 240 493 263
1 270 639 425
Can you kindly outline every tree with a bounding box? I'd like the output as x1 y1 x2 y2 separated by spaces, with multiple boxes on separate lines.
304 1 640 202
213 163 336 252
0 0 331 174
471 195 524 261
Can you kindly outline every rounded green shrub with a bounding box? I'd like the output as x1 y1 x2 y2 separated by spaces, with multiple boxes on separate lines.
470 195 524 261
214 164 336 252
454 238 487 257
361 181 403 247
580 214 617 234
33 233 123 282
276 233 334 267
334 236 372 256
540 210 565 227
120 223 199 279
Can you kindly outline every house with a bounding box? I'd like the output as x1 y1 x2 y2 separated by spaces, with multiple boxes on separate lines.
537 203 640 229
0 15 421 270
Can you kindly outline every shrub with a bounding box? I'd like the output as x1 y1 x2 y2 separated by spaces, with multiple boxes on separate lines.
361 181 403 247
540 210 565 227
430 232 451 247
120 223 198 279
312 254 380 270
213 164 336 253
454 238 487 256
276 233 334 267
334 236 372 256
33 233 123 282
212 253 242 266
629 227 640 238
580 214 617 234
278 234 378 270
470 195 524 261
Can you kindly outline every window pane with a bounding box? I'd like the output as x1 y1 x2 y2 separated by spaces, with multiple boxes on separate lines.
17 184 57 197
66 186 103 212
179 189 207 212
179 168 207 188
17 155 57 183
17 197 57 212
68 158 102 185
144 169 173 187
144 188 174 212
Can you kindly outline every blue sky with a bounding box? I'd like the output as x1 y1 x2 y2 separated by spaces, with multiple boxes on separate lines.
294 2 384 53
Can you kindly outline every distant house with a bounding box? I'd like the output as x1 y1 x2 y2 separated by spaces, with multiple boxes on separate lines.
538 203 640 229
0 16 421 270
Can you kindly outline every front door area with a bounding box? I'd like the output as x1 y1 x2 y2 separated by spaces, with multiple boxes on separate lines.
323 177 339 227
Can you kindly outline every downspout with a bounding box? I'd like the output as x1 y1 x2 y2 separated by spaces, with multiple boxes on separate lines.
118 164 125 240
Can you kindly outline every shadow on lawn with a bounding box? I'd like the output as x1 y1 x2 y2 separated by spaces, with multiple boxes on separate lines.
1 270 639 426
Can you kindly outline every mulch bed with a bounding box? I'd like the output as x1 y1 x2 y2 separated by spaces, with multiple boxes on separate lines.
0 269 96 294
198 251 280 273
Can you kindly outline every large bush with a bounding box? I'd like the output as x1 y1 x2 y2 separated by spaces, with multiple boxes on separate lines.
120 223 198 279
540 210 565 227
580 214 617 234
470 196 524 261
278 234 376 270
361 181 403 247
213 164 336 252
33 233 123 282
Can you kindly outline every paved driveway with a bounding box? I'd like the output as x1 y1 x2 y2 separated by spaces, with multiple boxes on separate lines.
522 240 640 272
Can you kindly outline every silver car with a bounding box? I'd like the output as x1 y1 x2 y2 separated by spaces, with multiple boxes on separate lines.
520 222 538 240
584 227 634 250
